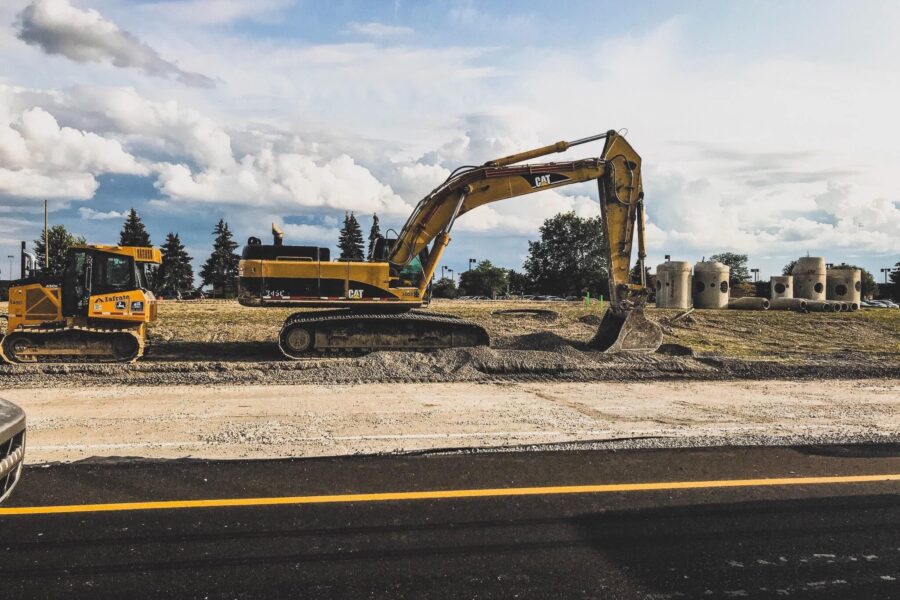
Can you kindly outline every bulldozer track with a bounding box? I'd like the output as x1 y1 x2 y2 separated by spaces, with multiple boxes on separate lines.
0 324 145 364
278 310 490 359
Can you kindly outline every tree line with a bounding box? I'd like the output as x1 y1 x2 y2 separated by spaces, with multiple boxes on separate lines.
33 209 238 298
28 209 900 301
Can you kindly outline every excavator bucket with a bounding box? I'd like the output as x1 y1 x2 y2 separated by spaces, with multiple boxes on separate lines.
589 308 662 354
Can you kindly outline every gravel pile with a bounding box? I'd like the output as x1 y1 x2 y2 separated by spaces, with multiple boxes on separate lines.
1 331 897 388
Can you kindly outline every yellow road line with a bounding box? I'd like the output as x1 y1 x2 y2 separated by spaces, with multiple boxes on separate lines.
2 473 899 516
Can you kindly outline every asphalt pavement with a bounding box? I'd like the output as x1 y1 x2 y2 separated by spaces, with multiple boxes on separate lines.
2 444 900 599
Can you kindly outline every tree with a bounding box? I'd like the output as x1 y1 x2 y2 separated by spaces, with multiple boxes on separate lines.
831 262 878 299
431 276 458 299
891 262 900 285
34 225 86 278
629 263 651 285
200 219 240 297
157 233 194 297
338 212 365 261
523 212 608 296
119 208 152 247
709 252 750 285
367 213 381 260
507 269 531 295
782 259 798 276
458 260 508 297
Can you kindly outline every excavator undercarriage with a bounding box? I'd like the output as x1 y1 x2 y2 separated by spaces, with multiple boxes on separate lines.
278 309 489 358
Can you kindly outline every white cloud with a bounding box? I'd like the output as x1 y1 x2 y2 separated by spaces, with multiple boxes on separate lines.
16 0 214 87
139 0 294 26
78 206 124 220
344 22 414 38
155 150 410 216
0 101 147 200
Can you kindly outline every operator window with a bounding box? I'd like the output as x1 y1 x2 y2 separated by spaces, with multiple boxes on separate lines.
93 254 135 293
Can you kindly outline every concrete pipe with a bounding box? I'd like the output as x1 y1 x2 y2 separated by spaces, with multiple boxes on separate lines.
693 261 730 309
806 301 836 312
769 298 807 312
727 297 770 310
770 276 793 299
792 257 827 301
655 260 692 309
826 268 862 306
848 302 860 311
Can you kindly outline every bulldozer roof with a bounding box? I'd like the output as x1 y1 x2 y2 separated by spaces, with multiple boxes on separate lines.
71 244 161 263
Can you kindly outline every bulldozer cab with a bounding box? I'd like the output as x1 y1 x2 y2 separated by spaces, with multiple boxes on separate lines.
61 248 150 317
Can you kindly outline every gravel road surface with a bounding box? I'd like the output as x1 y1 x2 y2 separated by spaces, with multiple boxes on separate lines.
5 379 898 463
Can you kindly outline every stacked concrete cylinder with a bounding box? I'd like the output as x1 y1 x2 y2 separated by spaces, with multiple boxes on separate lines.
791 257 827 301
655 261 692 309
770 276 793 299
693 261 730 309
826 268 861 308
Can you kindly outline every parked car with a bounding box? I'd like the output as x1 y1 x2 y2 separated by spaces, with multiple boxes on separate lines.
179 289 207 301
0 398 25 504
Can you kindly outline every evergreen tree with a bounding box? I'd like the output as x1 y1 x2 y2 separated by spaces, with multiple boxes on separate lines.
338 212 365 260
34 225 86 278
200 219 240 297
367 213 381 260
119 208 152 247
157 233 194 297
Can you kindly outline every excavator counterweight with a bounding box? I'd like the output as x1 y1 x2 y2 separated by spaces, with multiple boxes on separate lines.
238 130 662 357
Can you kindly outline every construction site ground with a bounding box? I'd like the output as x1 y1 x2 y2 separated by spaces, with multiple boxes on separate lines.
1 299 897 463
0 299 897 387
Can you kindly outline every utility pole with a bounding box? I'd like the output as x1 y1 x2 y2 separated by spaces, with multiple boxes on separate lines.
44 199 49 270
7 255 13 280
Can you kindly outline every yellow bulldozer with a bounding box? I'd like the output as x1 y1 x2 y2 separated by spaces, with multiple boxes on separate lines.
1 244 160 363
238 129 663 357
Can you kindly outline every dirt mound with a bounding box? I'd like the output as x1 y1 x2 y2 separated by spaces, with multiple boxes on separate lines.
507 331 579 352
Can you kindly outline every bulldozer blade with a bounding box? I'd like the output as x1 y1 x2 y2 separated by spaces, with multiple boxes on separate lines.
589 308 663 354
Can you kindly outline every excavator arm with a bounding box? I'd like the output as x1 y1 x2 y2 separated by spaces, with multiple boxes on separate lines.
387 129 661 353
389 130 649 310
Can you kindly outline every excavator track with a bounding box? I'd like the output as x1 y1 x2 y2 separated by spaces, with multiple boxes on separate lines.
278 310 490 359
0 324 144 364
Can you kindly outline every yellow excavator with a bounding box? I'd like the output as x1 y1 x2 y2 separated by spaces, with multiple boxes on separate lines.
238 130 663 357
1 244 160 363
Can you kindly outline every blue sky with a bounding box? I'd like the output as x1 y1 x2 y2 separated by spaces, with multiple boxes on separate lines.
0 0 898 282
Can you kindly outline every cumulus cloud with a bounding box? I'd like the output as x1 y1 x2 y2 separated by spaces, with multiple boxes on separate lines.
345 22 414 38
0 103 147 200
16 0 214 87
155 150 410 216
78 207 124 220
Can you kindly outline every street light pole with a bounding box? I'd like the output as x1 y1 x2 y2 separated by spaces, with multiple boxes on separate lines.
7 255 13 280
468 258 476 271
882 268 891 284
750 268 759 283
